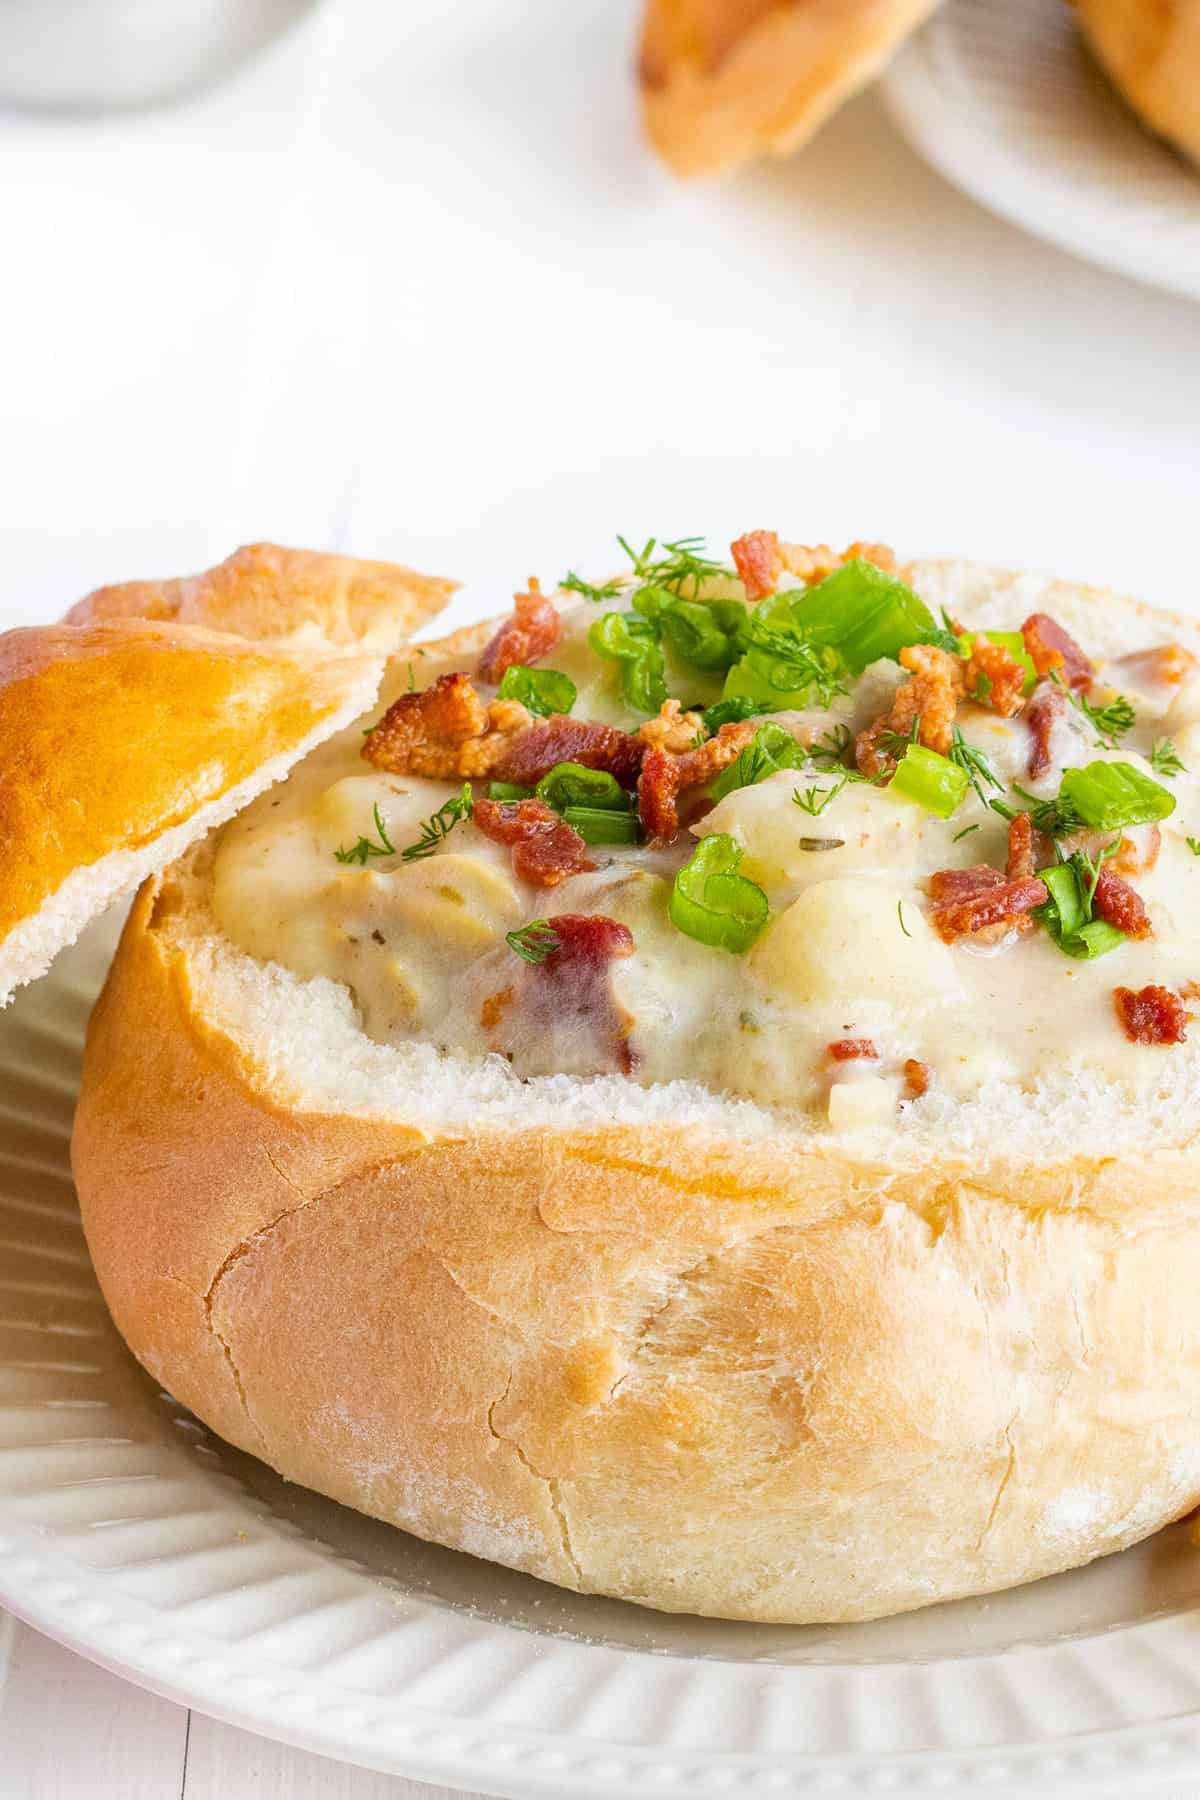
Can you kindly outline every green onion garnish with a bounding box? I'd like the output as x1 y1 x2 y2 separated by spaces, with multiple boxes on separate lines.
781 558 950 672
701 694 772 734
656 596 747 672
536 762 631 813
1188 838 1200 857
1036 844 1125 958
496 664 577 718
588 611 668 714
670 833 769 954
710 722 810 802
957 630 1037 697
1057 761 1176 831
488 781 535 801
562 806 641 845
721 618 846 711
889 744 970 819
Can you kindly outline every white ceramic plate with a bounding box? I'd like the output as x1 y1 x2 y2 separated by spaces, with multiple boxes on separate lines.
8 920 1200 1796
882 0 1200 302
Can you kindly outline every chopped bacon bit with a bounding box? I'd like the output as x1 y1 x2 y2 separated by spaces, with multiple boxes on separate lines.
1021 613 1095 690
1024 678 1065 779
965 637 1026 717
472 796 594 888
637 718 759 843
903 1059 930 1098
731 530 781 601
362 672 531 779
828 1038 878 1061
476 578 563 684
856 642 965 776
639 698 707 754
493 716 645 789
479 986 514 1030
928 863 1047 943
516 913 637 1075
1121 643 1198 687
1113 985 1189 1045
1005 812 1035 882
1092 865 1152 939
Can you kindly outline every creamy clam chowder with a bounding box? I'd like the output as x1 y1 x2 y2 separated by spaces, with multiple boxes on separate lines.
211 536 1200 1124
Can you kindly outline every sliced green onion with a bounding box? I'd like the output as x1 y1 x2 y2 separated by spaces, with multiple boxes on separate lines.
1057 919 1127 959
889 744 969 819
957 629 1038 697
496 664 577 718
657 596 746 672
784 559 946 672
536 762 631 812
670 833 769 954
488 780 534 801
588 611 668 714
1057 761 1176 831
721 627 846 711
1036 850 1126 959
562 806 641 845
1039 862 1086 939
710 722 808 802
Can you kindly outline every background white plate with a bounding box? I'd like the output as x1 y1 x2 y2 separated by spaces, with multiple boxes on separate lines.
883 0 1200 302
8 920 1200 1795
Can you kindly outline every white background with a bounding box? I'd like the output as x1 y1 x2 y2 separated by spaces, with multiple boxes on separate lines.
1 0 1198 1793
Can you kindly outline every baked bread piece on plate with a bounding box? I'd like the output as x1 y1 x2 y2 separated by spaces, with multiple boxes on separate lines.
1073 0 1200 167
0 544 452 1006
70 534 1200 1622
639 0 943 175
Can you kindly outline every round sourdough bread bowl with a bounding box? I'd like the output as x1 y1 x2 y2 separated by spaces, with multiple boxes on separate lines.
69 554 1200 1625
1073 0 1200 168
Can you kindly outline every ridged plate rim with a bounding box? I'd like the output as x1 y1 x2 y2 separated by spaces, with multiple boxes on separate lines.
881 0 1200 303
5 921 1200 1795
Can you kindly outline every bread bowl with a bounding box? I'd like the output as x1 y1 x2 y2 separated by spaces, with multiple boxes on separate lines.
1074 0 1200 168
69 535 1200 1624
0 543 452 1008
638 0 943 176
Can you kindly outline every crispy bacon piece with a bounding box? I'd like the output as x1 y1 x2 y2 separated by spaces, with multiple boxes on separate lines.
1005 812 1035 882
856 642 965 777
828 1038 878 1061
731 530 782 601
639 698 706 754
493 716 646 789
903 1059 930 1098
731 531 897 601
514 913 636 1074
1092 866 1152 939
472 797 594 888
476 578 563 685
1024 677 1065 779
927 859 1047 944
362 672 530 779
1021 613 1095 691
1121 643 1198 687
1113 985 1189 1045
637 718 759 843
965 637 1026 717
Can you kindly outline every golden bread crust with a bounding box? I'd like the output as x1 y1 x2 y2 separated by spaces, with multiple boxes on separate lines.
1074 0 1200 164
68 542 455 652
639 0 942 176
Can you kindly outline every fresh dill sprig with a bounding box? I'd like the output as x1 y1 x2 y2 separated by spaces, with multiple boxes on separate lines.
1066 684 1136 749
952 823 980 842
506 919 561 963
616 534 727 599
334 802 396 865
809 723 854 763
561 570 623 604
792 772 854 817
948 726 1003 805
398 784 474 862
872 715 922 761
989 782 1083 838
1150 737 1187 778
897 900 912 938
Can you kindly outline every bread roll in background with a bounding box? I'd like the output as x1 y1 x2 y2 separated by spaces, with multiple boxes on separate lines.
639 0 942 176
1074 0 1200 166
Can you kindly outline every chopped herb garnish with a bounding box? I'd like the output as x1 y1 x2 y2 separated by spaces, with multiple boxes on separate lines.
952 823 980 842
506 920 561 963
398 784 474 862
810 723 854 763
872 715 922 762
334 802 396 865
1066 684 1136 749
798 836 845 852
560 570 623 604
897 900 912 937
702 694 773 735
496 664 577 718
1036 841 1126 959
948 726 1003 805
617 534 727 599
989 782 1083 837
723 617 847 711
710 722 809 801
1189 838 1200 857
1150 737 1187 778
792 773 854 817
406 661 416 691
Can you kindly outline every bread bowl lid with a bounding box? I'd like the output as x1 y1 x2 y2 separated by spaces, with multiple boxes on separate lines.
0 542 453 1007
639 0 944 176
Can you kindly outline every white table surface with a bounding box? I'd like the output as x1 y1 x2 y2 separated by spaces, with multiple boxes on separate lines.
1 0 1199 1793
